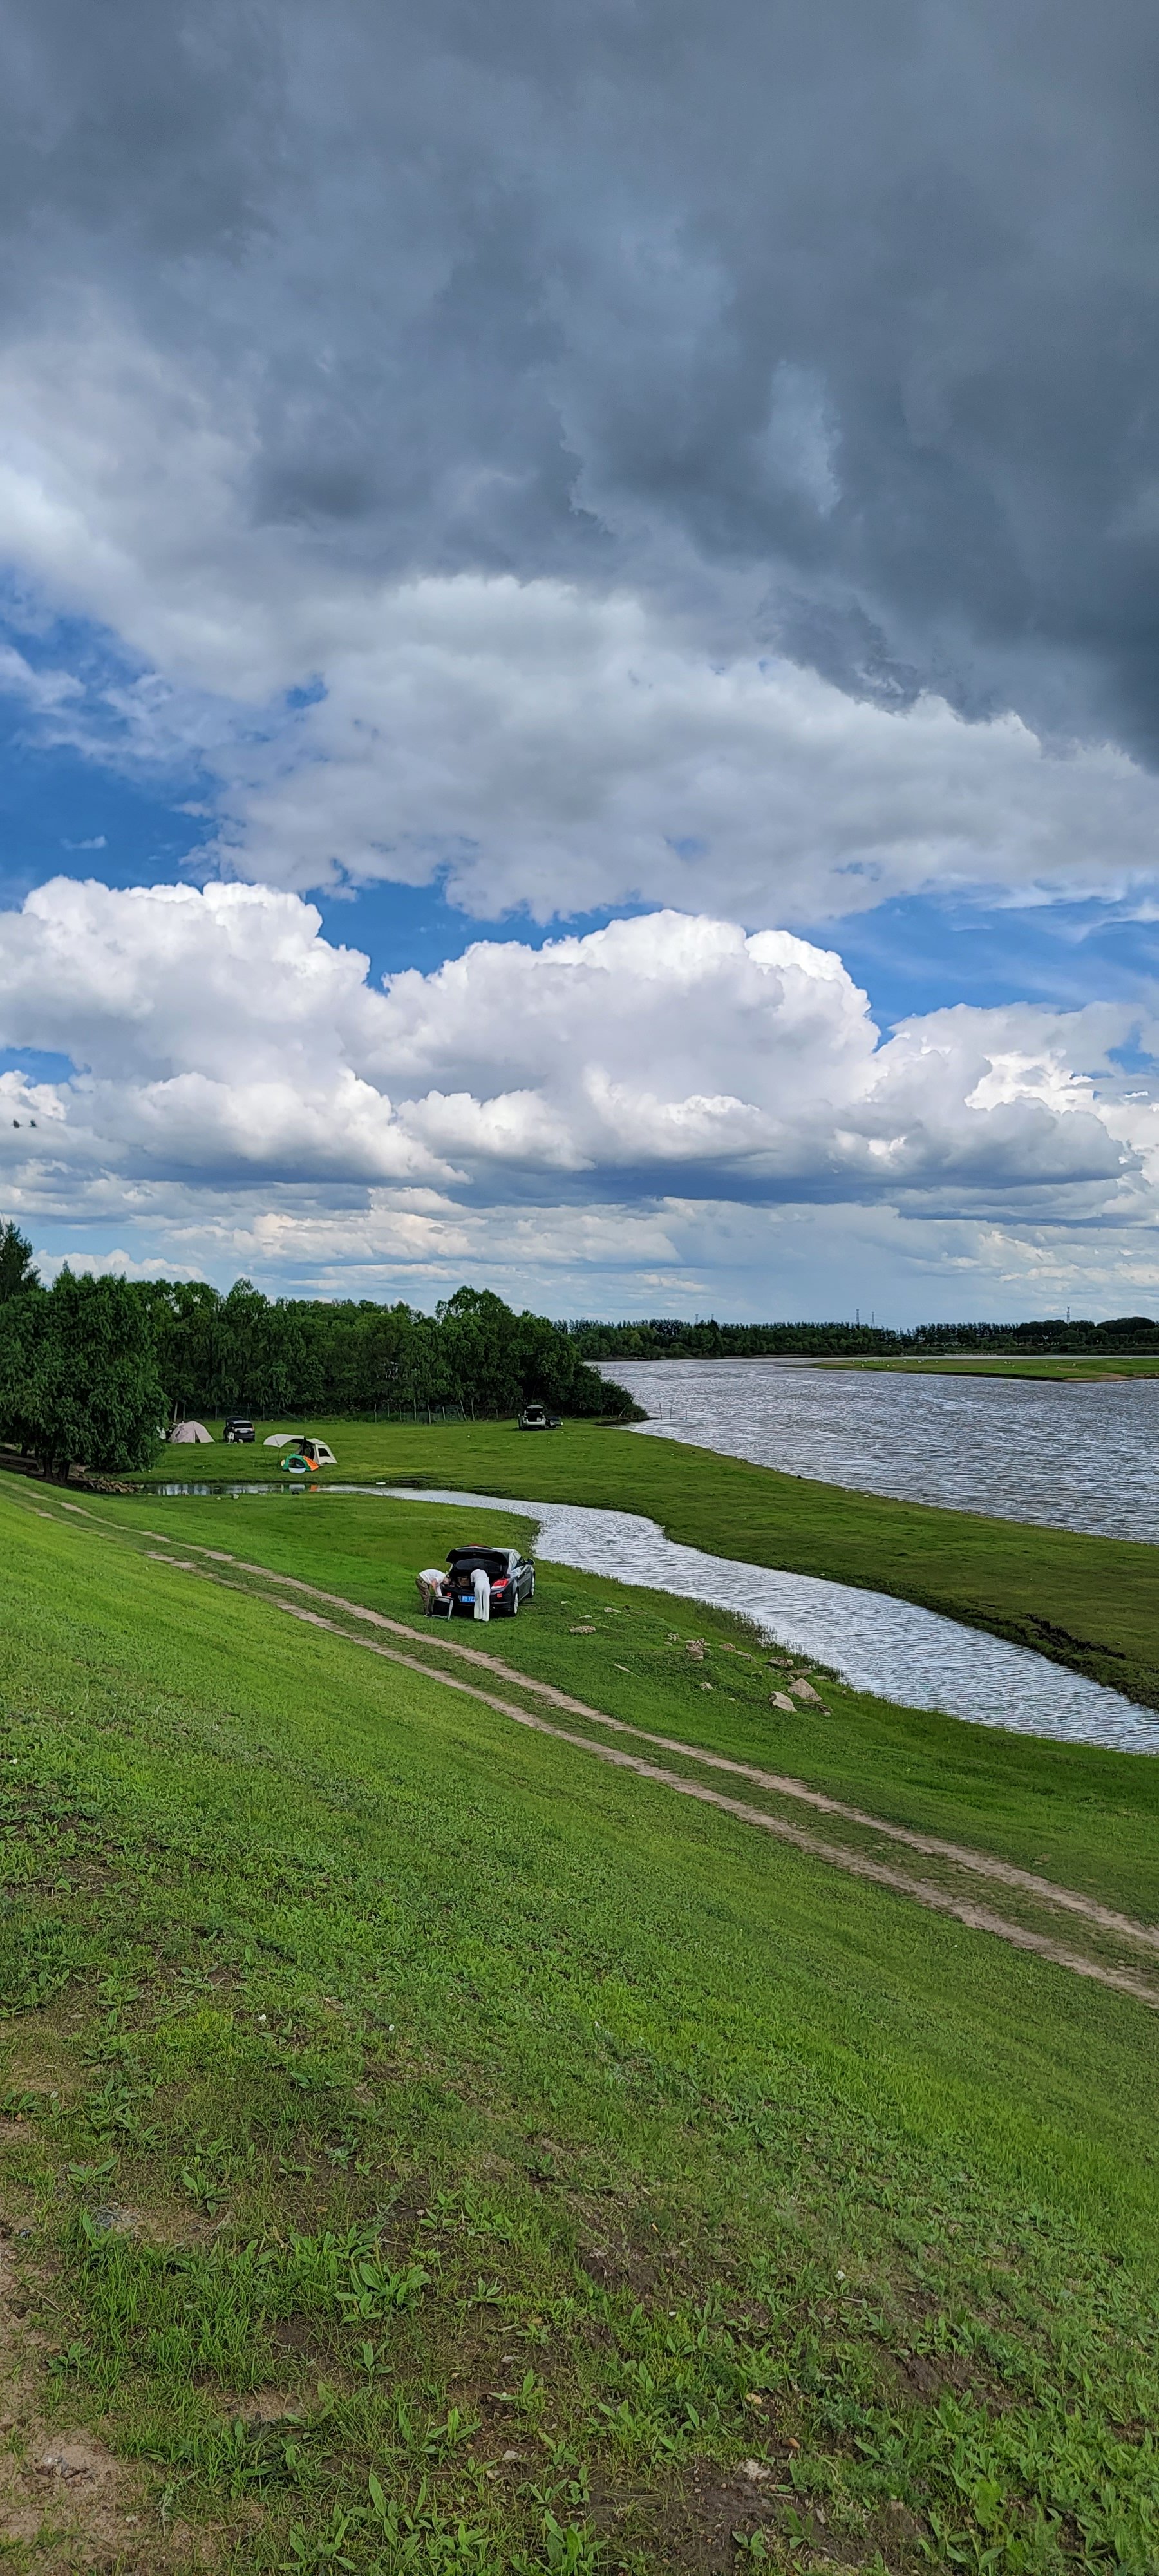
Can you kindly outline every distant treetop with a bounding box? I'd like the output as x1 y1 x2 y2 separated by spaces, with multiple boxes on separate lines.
564 1313 1158 1359
0 1220 38 1302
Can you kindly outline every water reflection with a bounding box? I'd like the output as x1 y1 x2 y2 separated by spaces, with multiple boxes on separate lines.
153 1482 321 1498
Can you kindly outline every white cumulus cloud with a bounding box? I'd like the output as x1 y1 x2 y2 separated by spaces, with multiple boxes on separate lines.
0 882 1156 1314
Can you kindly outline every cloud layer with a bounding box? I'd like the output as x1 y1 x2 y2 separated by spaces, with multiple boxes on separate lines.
1 882 1156 1308
1 4 1159 914
4 10 1159 1314
202 583 1159 922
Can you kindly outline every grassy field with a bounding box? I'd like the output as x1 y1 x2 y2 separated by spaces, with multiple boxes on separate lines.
827 1356 1159 1381
127 1414 1159 1715
3 1476 1159 2572
103 1480 1159 1920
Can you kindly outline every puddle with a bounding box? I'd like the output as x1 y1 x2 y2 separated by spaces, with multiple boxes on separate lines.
154 1482 288 1497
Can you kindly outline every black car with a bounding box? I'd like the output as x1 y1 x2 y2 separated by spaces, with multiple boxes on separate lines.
440 1544 536 1618
223 1416 255 1443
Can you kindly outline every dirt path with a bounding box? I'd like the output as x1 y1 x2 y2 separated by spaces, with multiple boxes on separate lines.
135 1529 1159 1960
272 1596 1159 2008
140 1546 1159 2010
11 1488 1158 1998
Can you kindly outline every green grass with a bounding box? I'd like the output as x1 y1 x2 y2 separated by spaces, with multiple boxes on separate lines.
127 1412 1159 1715
103 1481 1159 1925
2 1482 1159 2571
828 1356 1159 1381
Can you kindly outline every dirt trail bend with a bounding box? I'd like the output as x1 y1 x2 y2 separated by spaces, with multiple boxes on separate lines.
137 1528 1159 1960
272 1596 1159 2010
138 1545 1159 2012
10 1489 1156 1996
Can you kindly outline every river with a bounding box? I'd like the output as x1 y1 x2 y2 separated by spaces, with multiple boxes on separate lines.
611 1359 1159 1542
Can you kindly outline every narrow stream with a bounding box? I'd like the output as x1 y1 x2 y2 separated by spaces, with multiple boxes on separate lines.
145 1477 1159 1752
386 1483 1159 1756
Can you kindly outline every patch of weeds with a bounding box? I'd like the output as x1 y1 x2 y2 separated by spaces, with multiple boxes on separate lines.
0 1901 88 2010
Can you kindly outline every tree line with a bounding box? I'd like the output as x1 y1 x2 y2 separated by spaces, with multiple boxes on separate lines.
564 1312 1159 1359
2 1213 1154 1477
0 1224 639 1476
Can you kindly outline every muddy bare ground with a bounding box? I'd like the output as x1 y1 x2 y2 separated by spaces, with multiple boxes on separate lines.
587 2452 874 2574
0 2224 211 2573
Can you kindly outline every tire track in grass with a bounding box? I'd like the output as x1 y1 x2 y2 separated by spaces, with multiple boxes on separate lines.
11 1491 1158 1982
138 1548 1159 2009
132 1528 1159 1960
10 1488 1159 1964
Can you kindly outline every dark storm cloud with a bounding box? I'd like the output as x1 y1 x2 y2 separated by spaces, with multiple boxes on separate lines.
3 0 1159 749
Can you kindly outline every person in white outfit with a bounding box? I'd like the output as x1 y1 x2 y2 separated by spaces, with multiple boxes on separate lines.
471 1565 491 1622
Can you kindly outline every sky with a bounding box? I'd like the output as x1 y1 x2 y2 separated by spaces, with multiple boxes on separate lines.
1 1 1158 1325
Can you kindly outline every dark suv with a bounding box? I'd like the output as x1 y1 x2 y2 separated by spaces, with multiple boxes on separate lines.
223 1416 255 1443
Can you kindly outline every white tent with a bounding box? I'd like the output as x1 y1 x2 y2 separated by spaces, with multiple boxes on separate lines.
170 1421 212 1444
263 1432 301 1446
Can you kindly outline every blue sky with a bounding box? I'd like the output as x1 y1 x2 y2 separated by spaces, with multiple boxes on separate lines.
5 696 1158 1019
1 1 1158 1323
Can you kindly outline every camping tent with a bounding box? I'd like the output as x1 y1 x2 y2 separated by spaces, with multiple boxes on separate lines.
170 1421 212 1444
263 1432 300 1446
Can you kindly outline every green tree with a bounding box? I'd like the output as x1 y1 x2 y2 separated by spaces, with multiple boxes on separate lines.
437 1285 521 1413
0 1262 639 1432
0 1283 43 1448
0 1219 37 1302
0 1271 165 1478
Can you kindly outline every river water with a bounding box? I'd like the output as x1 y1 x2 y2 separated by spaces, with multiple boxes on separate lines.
147 1388 1159 1750
611 1359 1159 1543
386 1483 1159 1754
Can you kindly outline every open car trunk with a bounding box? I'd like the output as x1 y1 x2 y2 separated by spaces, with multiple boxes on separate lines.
446 1548 514 1613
